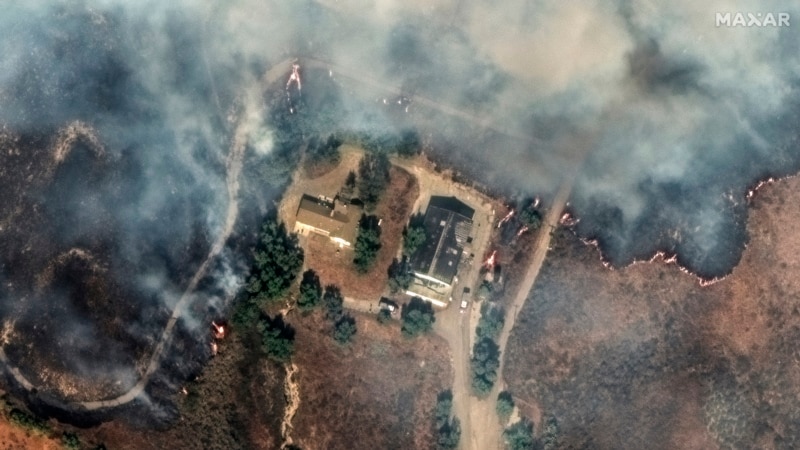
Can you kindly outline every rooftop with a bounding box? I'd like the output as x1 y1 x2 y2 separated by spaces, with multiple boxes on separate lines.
410 196 474 285
296 194 361 245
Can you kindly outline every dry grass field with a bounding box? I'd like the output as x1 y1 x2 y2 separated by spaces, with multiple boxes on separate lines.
279 145 418 301
505 176 800 449
290 310 451 450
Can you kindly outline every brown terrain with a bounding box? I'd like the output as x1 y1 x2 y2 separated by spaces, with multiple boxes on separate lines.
289 310 451 450
80 334 285 449
505 175 800 449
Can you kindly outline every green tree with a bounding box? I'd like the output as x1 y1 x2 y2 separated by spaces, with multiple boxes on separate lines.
504 418 535 450
297 269 322 311
471 337 500 395
62 432 81 450
519 199 542 230
477 280 493 301
333 315 357 344
401 297 435 337
246 220 304 307
496 391 515 422
387 257 413 293
323 285 344 322
258 315 295 363
340 170 357 201
8 409 49 434
403 224 427 256
476 303 505 340
357 152 391 211
434 390 461 450
353 215 382 273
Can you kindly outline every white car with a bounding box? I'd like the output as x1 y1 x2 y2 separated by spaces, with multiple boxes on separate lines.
459 287 471 313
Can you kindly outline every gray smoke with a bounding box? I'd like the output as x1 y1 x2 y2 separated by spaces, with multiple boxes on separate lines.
0 0 798 415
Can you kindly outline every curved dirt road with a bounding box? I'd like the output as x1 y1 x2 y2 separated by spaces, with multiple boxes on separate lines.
0 58 295 410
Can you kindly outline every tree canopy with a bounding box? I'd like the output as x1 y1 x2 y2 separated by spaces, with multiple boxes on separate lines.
297 269 323 311
519 199 542 229
476 303 505 340
357 152 391 211
258 314 295 363
387 256 413 293
503 418 535 450
403 224 426 256
246 220 304 305
401 297 435 337
471 337 500 395
323 285 344 322
353 215 382 273
434 390 461 450
496 391 515 422
333 316 357 344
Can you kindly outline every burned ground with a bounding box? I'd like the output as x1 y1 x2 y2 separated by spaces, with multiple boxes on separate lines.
80 333 284 450
290 310 451 450
505 176 800 449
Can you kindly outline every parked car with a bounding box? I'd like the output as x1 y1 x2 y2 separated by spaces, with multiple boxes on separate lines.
460 287 471 313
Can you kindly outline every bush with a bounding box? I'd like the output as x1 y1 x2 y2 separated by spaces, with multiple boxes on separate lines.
353 215 382 273
504 418 535 450
496 391 515 422
62 432 81 450
297 269 322 311
387 257 413 293
258 314 295 363
471 337 500 395
8 408 49 434
333 315 357 344
476 303 505 340
401 297 435 337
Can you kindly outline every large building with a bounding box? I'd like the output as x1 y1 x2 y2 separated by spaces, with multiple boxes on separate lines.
407 196 474 306
294 194 362 248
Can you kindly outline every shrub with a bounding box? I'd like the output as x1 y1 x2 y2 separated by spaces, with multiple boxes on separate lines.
496 391 515 422
62 432 81 450
504 418 535 450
